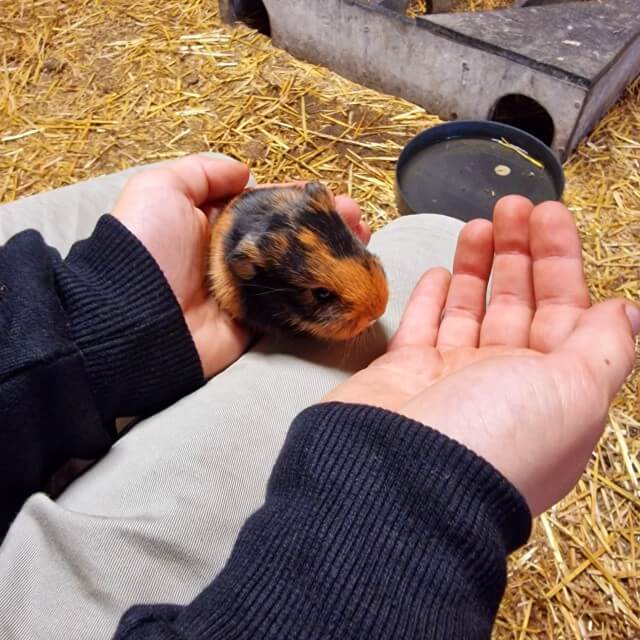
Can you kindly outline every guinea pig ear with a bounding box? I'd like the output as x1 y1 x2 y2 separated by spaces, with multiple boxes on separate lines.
227 234 262 280
303 181 335 212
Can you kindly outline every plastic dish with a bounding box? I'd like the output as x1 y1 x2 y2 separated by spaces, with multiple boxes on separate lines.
395 120 565 221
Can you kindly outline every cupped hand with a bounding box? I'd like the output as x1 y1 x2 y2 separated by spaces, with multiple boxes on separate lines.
112 155 371 377
325 197 639 516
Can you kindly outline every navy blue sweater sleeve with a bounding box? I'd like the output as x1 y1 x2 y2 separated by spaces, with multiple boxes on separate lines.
115 402 531 640
0 215 204 538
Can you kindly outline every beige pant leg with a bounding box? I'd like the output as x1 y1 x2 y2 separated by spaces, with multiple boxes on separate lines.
0 208 463 640
0 153 249 252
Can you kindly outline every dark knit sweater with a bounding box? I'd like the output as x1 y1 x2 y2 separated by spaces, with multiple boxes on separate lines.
0 215 531 639
0 215 203 538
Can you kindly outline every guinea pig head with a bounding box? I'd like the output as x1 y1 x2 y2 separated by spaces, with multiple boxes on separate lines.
224 182 389 340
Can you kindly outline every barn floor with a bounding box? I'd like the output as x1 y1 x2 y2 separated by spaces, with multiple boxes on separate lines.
1 1 638 637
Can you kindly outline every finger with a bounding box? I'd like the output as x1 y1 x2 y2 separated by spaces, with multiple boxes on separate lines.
354 221 372 245
480 195 535 347
335 194 371 244
436 219 494 350
231 181 371 244
258 185 371 244
254 183 362 232
529 201 591 352
167 155 250 206
389 268 452 350
551 299 639 403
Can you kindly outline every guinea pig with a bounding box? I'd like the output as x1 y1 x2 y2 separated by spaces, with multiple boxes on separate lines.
208 182 388 341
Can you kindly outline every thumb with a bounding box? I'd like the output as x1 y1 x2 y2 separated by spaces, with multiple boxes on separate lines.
167 155 250 206
553 299 638 400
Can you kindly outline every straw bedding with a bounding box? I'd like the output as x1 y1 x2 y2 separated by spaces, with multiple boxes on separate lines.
1 1 638 637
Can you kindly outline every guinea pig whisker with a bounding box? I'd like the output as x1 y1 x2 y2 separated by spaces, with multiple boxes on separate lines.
338 332 359 367
340 324 376 367
241 283 297 296
340 343 353 368
242 283 295 291
358 329 374 355
253 288 296 297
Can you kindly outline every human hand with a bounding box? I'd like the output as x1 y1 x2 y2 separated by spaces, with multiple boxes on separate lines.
112 155 370 377
325 197 639 516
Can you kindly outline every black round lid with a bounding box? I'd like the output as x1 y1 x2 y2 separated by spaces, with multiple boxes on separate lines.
396 121 565 221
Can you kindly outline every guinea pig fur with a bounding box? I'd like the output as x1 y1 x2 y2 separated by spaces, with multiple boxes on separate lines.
208 182 388 341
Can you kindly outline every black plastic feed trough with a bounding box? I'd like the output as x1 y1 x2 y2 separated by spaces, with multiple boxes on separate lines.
395 121 565 222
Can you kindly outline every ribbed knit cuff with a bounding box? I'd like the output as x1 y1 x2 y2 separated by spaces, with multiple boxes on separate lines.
165 402 532 639
277 402 531 552
55 215 204 423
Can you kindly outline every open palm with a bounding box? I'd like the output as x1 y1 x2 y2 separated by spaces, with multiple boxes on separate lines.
326 197 638 516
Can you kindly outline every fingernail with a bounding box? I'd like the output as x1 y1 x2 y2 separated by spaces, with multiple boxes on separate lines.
624 303 640 336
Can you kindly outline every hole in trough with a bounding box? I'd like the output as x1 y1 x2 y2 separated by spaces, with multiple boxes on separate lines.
489 94 555 147
232 0 271 36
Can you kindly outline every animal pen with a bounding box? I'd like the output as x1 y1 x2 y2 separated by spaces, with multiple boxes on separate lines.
1 0 639 637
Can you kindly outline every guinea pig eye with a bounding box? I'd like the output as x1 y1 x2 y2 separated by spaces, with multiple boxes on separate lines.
312 287 337 304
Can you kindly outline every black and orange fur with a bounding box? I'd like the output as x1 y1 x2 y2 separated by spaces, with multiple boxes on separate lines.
208 182 388 341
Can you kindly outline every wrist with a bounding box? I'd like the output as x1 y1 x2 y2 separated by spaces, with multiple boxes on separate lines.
55 215 204 423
